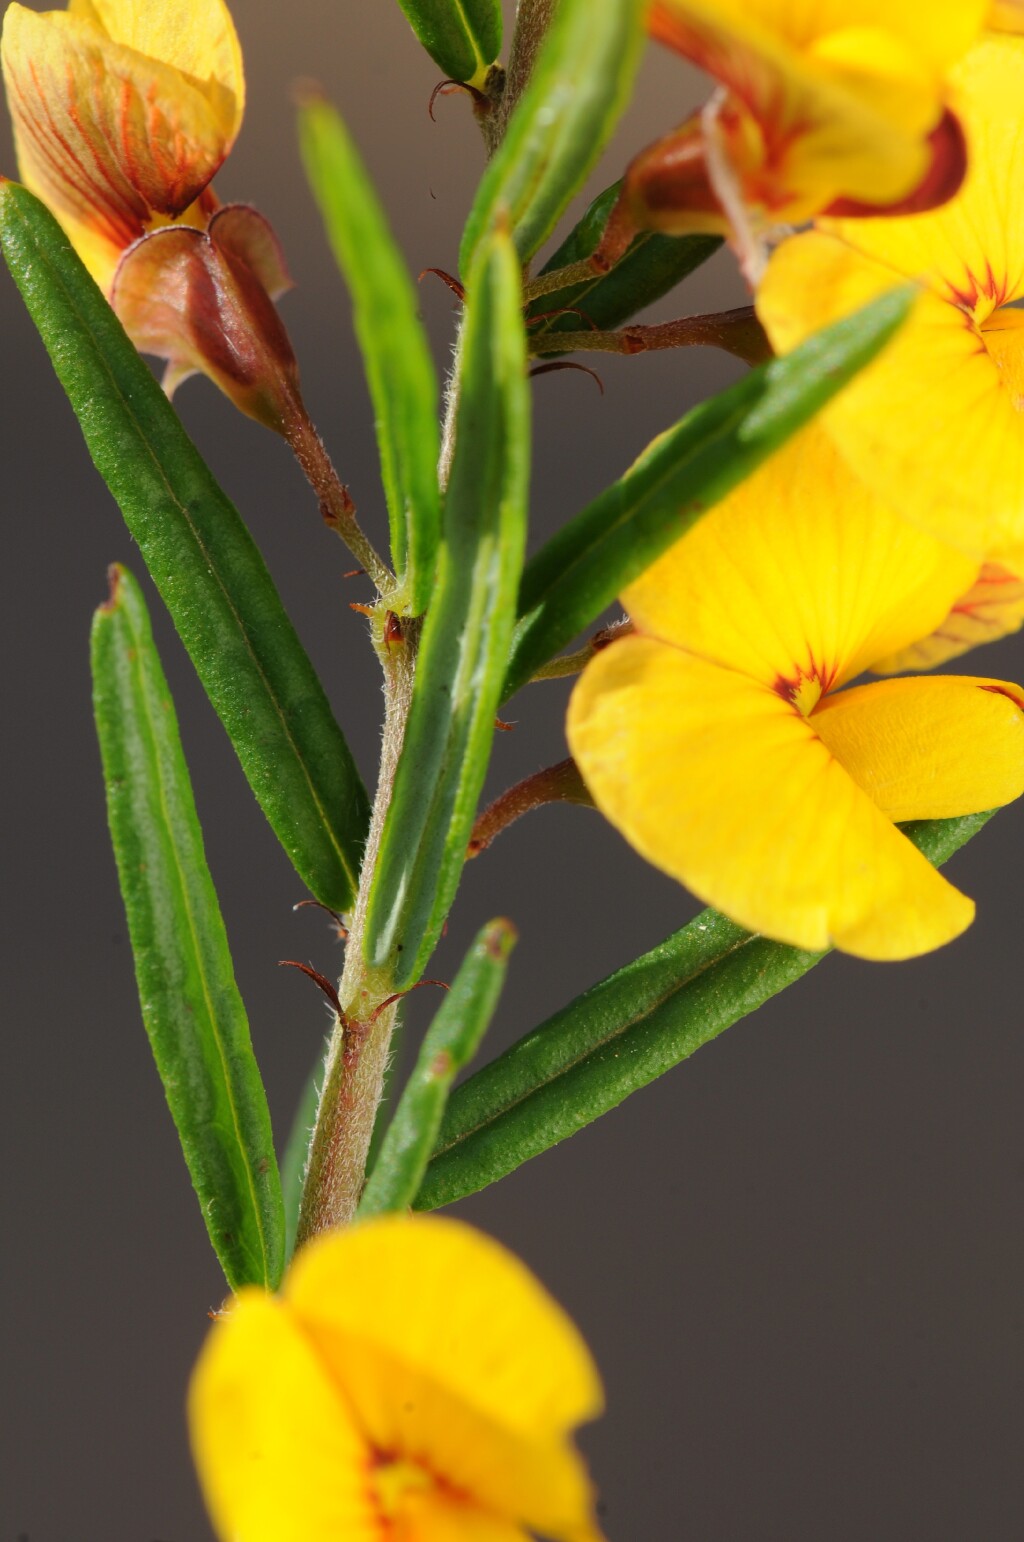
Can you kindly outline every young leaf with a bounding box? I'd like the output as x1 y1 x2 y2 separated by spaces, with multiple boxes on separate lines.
392 0 501 87
364 229 530 989
460 0 647 275
505 285 914 699
299 97 441 616
527 179 722 342
92 565 286 1291
416 812 995 1209
280 1037 328 1262
0 181 369 910
360 918 516 1218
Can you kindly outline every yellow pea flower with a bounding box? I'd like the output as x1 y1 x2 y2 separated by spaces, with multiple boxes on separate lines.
567 429 1024 961
601 0 984 273
2 0 244 294
189 1215 605 1542
757 35 1024 572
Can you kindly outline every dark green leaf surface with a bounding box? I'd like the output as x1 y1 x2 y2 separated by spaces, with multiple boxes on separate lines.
527 179 721 341
299 99 441 615
417 812 995 1209
505 285 914 699
92 566 285 1290
360 919 516 1217
393 0 501 84
0 181 369 910
364 230 530 988
460 0 646 274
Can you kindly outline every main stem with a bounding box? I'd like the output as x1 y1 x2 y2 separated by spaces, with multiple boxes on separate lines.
481 0 558 153
295 614 420 1243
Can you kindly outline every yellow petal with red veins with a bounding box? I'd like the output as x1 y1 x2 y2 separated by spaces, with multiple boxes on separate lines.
188 1289 379 1542
870 563 1024 673
758 232 1024 562
2 2 241 281
69 0 244 138
650 0 983 218
820 36 1024 300
568 636 975 960
287 1216 604 1542
621 427 977 690
812 675 1024 820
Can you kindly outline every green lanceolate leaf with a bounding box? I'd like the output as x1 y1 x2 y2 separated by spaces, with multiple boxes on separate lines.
504 285 913 699
393 0 501 87
417 811 995 1209
460 0 647 275
527 179 721 342
0 182 369 910
92 566 285 1290
364 230 530 989
299 98 441 616
280 1037 328 1261
360 918 516 1218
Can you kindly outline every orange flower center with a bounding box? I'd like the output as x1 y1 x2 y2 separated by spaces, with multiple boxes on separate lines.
980 306 1024 411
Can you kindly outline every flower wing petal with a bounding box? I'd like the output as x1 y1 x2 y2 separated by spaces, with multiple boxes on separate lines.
188 1289 379 1542
811 675 1024 821
621 426 976 691
568 636 975 960
870 563 1024 673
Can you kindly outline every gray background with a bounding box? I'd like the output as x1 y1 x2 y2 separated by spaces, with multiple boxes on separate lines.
2 4 1022 1538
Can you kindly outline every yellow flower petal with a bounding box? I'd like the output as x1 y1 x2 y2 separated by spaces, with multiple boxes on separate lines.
621 426 976 692
812 675 1024 820
568 636 975 960
2 0 242 285
650 0 983 218
870 563 1024 673
70 0 244 138
287 1216 604 1542
757 37 1024 563
189 1289 379 1542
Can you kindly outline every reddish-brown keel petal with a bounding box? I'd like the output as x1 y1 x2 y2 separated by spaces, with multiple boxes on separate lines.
825 108 968 218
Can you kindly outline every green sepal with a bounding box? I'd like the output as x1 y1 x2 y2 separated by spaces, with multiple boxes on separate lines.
92 566 286 1290
299 98 441 615
393 0 501 86
360 919 516 1217
505 285 914 699
417 812 995 1209
527 179 721 343
364 229 530 989
0 181 369 910
460 0 647 275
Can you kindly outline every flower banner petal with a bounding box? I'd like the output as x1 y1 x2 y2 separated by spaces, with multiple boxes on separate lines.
568 637 974 960
758 232 1024 561
812 674 1024 821
621 426 976 690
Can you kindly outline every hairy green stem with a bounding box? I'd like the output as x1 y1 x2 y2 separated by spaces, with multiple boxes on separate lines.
482 0 558 154
294 612 420 1242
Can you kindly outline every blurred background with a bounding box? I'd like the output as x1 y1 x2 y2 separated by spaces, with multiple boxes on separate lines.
2 3 1023 1538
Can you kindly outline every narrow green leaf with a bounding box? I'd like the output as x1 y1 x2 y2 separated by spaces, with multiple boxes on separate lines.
360 918 516 1217
460 0 646 275
0 181 369 910
393 0 501 86
299 98 441 615
527 179 721 342
280 1037 328 1262
417 811 995 1209
364 229 530 988
92 565 285 1290
504 285 914 699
